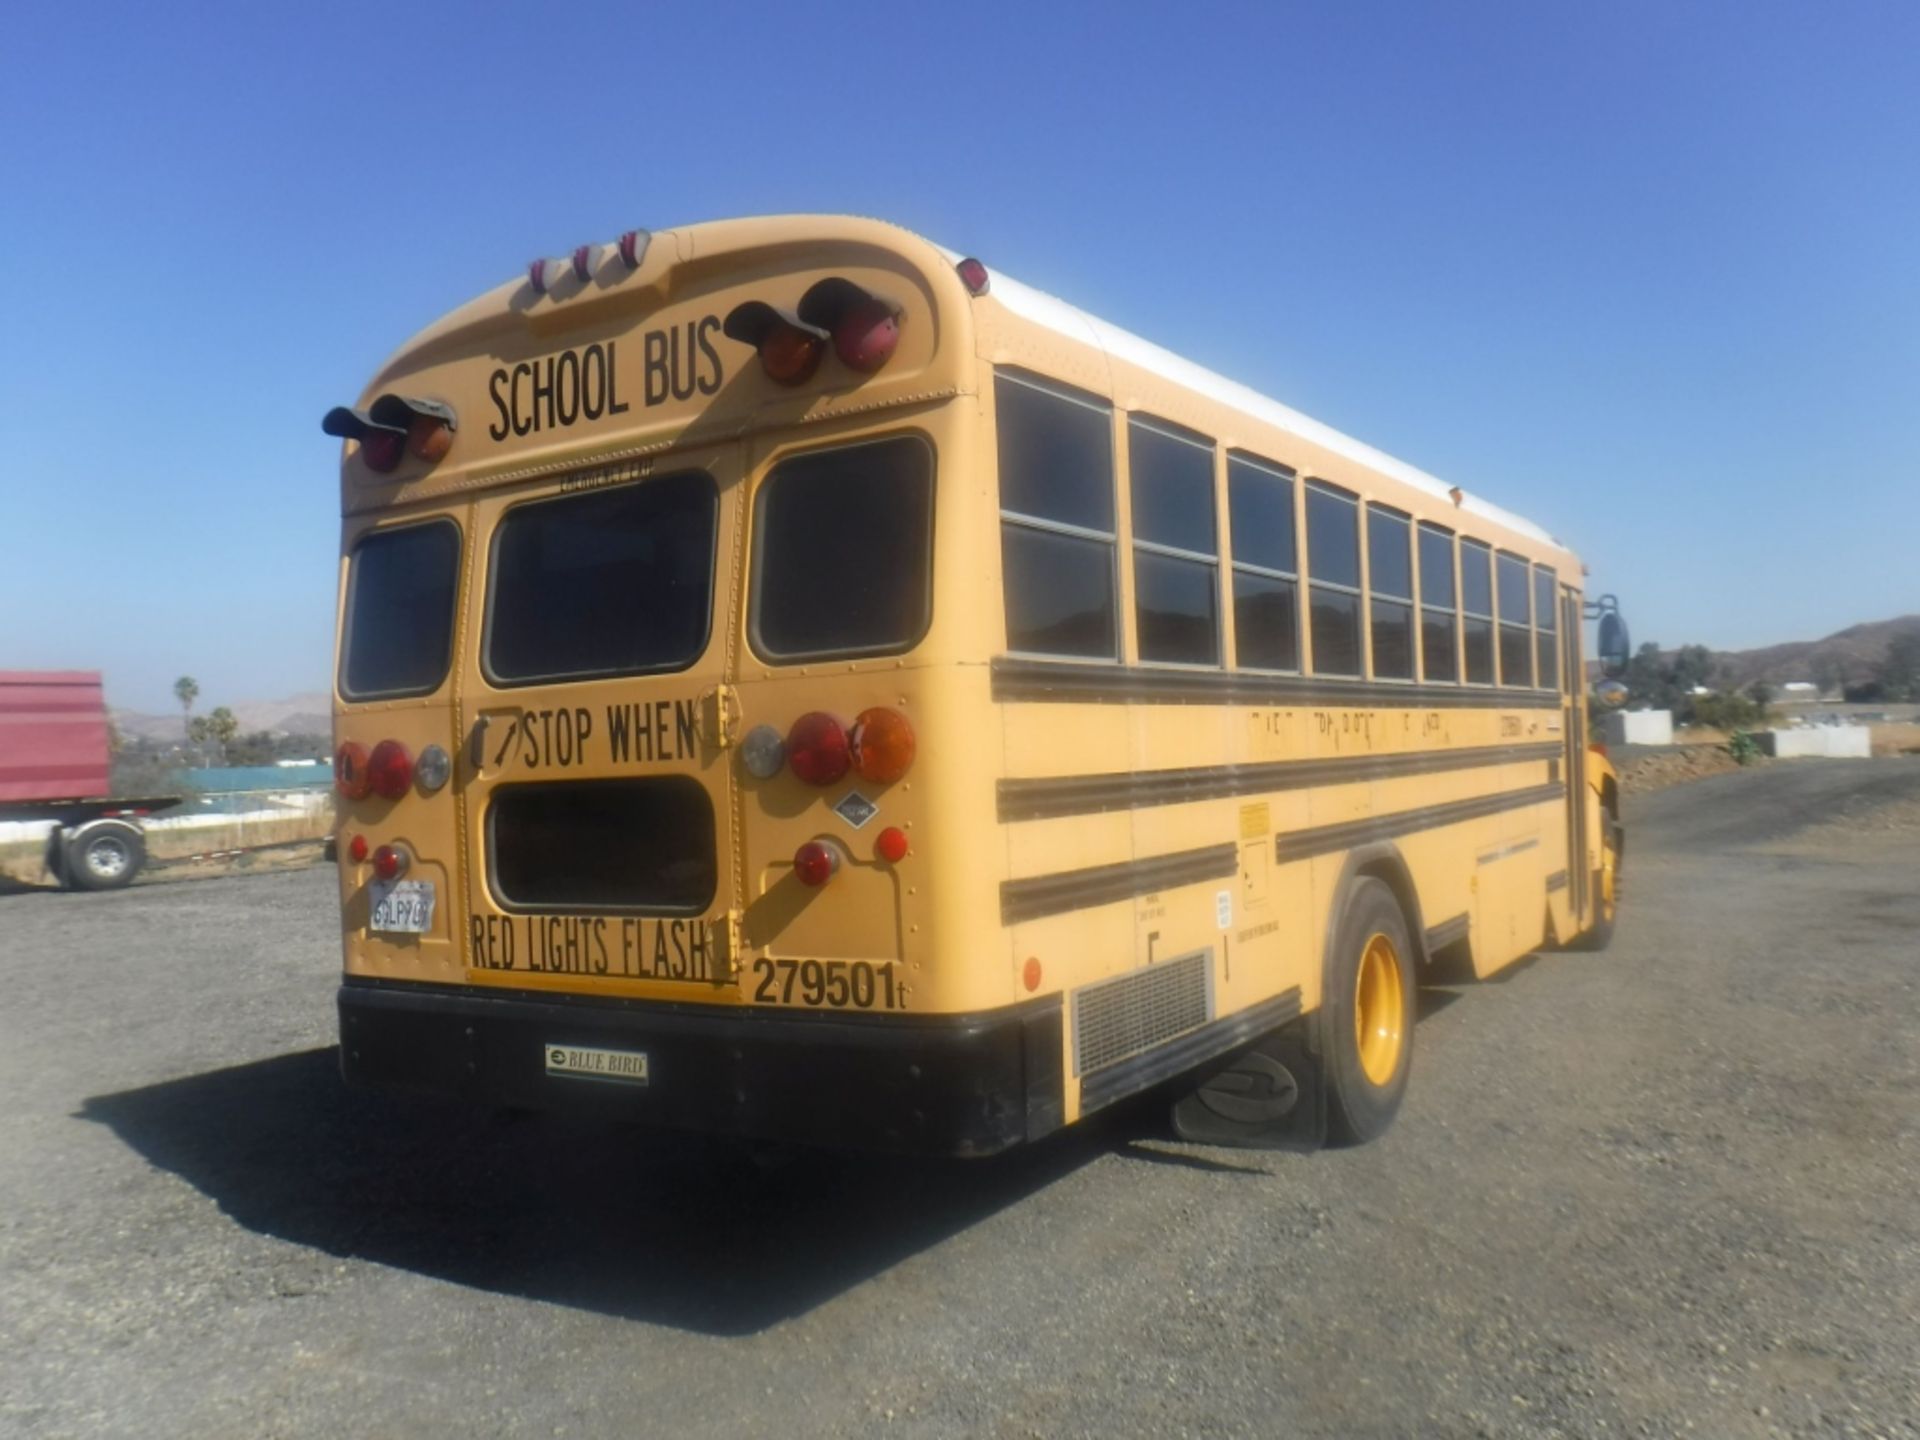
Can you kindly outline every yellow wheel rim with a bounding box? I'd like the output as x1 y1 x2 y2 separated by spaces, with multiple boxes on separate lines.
1354 932 1406 1087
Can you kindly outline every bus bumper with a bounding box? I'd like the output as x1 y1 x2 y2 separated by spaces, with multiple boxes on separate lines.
337 978 1065 1158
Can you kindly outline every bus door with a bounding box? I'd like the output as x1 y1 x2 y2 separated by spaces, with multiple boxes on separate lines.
455 444 746 997
1561 587 1589 925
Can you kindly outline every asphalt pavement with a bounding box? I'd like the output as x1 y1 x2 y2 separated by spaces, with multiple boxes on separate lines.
2 759 1917 1439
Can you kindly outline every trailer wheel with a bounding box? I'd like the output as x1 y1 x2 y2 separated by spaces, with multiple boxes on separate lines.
64 820 145 891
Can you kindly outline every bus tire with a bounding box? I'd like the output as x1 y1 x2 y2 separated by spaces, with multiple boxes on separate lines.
1323 876 1415 1146
1569 815 1621 952
64 820 145 892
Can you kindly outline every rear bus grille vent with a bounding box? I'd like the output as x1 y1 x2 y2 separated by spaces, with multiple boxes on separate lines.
1073 951 1213 1077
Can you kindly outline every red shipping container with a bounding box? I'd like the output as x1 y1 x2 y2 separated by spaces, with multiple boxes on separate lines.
0 671 112 804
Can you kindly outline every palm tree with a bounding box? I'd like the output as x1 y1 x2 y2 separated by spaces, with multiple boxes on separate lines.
174 676 199 750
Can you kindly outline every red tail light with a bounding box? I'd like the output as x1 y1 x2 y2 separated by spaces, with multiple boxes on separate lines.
372 843 409 881
367 739 413 799
347 833 369 863
874 826 909 864
850 707 915 784
786 712 850 786
335 741 373 800
793 840 838 887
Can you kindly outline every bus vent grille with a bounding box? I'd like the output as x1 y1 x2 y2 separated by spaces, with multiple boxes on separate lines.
1073 951 1213 1078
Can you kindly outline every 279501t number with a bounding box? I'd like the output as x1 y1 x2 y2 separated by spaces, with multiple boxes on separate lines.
751 957 905 1010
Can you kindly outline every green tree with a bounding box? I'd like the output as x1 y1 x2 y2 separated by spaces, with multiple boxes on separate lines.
205 706 238 764
1879 632 1920 702
173 675 199 743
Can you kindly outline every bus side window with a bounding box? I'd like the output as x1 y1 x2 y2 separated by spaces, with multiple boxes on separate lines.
1129 417 1219 667
1305 481 1362 676
995 371 1118 659
1418 522 1458 684
1366 504 1415 681
1461 539 1495 685
1226 454 1299 672
1534 565 1559 692
1496 550 1533 687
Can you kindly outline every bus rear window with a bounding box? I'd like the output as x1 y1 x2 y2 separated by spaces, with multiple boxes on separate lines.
752 435 934 661
486 472 717 685
340 520 460 700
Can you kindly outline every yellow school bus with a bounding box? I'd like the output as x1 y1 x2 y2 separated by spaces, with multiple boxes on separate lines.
324 215 1624 1155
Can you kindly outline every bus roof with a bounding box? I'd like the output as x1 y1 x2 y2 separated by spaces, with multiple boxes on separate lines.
352 214 1567 558
941 245 1563 553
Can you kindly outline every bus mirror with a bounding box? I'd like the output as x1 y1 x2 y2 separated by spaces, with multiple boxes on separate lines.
1596 611 1631 679
1595 679 1630 709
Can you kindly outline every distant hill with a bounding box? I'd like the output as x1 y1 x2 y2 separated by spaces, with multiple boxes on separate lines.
112 691 331 742
1711 615 1920 692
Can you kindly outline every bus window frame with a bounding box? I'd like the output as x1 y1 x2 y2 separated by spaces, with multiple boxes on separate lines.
1304 479 1364 678
746 429 938 666
1416 520 1460 686
1532 563 1560 693
338 515 464 704
1459 536 1496 688
1225 451 1301 675
1127 414 1222 671
995 368 1122 665
1495 548 1534 689
479 467 721 690
1364 501 1416 684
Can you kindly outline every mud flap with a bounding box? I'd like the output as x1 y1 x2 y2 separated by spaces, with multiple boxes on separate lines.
1169 1015 1328 1151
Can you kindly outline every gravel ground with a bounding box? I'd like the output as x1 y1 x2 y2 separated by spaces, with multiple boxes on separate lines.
2 759 1917 1439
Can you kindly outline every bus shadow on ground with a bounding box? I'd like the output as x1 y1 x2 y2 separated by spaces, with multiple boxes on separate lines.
80 1047 1146 1337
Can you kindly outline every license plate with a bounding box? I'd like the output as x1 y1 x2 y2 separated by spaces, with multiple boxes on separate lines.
369 879 435 935
545 1043 651 1086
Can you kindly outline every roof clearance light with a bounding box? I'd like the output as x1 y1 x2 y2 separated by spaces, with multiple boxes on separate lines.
367 739 414 800
723 300 827 386
618 229 649 269
957 257 990 296
335 741 373 800
529 258 549 294
785 712 850 786
792 840 839 888
849 707 915 784
572 245 596 282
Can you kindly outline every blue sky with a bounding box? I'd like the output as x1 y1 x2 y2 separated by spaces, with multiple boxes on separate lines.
2 1 1914 713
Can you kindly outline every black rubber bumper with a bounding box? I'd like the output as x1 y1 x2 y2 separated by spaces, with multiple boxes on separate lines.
338 979 1065 1157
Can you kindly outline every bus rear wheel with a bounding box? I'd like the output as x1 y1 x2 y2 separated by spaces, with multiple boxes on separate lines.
1323 877 1415 1146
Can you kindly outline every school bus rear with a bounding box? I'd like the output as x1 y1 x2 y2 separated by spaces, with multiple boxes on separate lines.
329 218 1057 1154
